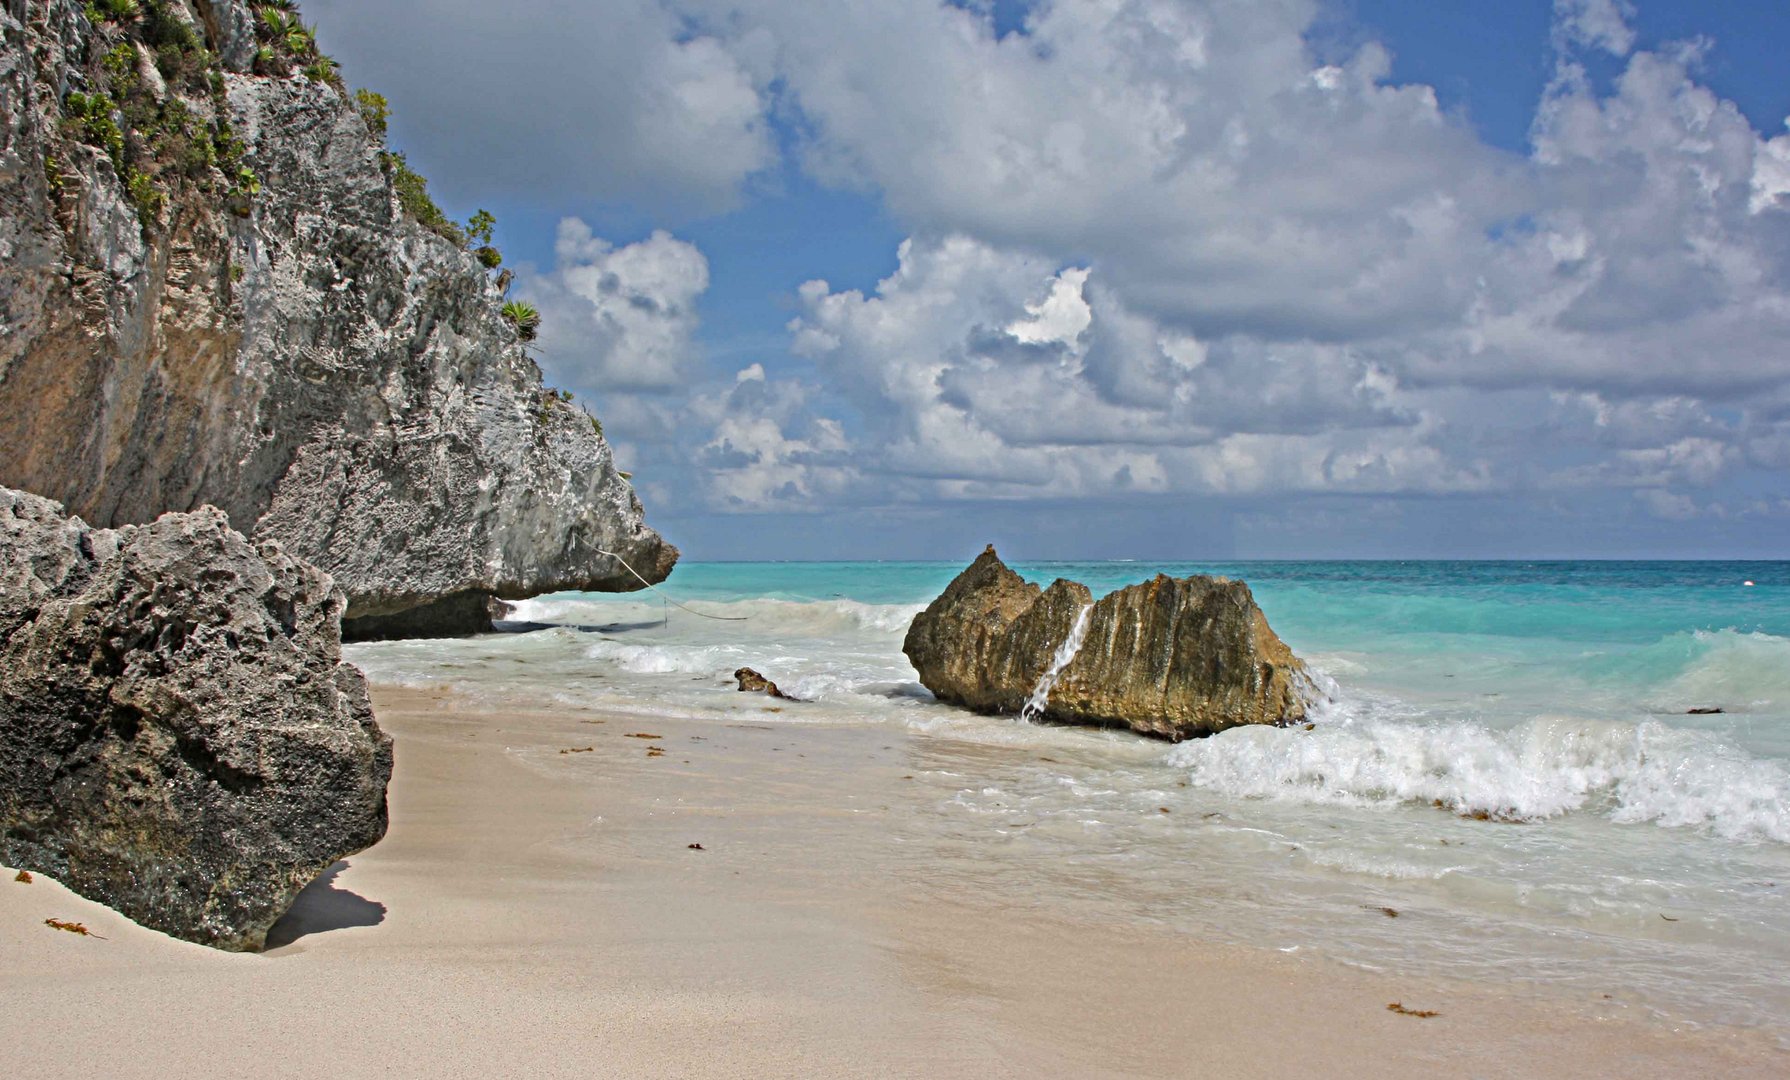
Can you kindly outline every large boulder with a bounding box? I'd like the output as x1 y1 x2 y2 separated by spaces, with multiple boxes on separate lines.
0 487 392 951
0 0 675 637
904 547 1313 740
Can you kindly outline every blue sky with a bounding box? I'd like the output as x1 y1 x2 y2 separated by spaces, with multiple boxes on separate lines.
308 0 1790 561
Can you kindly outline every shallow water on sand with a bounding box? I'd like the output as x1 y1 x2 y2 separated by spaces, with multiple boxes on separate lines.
347 560 1790 1038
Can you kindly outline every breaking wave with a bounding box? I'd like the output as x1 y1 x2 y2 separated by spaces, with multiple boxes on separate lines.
1638 629 1790 711
509 595 924 637
1168 711 1790 844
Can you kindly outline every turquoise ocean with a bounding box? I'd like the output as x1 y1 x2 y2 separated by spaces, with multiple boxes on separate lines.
349 560 1790 1037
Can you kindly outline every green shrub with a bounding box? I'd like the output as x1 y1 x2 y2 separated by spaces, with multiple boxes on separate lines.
382 151 466 244
353 89 389 141
64 91 126 171
124 167 163 226
302 56 342 88
502 301 541 342
476 245 503 269
465 208 495 246
102 42 137 84
84 0 140 24
141 1 201 52
256 7 294 39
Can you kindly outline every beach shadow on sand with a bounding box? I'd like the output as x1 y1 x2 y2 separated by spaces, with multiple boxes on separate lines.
264 861 386 949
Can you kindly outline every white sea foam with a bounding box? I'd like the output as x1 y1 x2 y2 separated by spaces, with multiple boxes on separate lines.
352 569 1790 1038
1167 712 1790 843
581 638 749 675
510 595 924 637
1022 603 1094 721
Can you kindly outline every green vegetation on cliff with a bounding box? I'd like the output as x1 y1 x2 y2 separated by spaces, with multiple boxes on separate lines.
56 0 508 267
58 0 257 227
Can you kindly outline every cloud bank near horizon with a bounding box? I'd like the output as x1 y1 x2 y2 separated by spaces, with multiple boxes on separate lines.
310 0 1790 553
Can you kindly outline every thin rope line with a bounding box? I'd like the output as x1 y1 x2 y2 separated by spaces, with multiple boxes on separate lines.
597 549 750 621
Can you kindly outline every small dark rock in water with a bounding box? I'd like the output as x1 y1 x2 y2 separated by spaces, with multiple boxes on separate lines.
687 843 705 851
1687 707 1724 715
0 488 392 952
735 667 791 699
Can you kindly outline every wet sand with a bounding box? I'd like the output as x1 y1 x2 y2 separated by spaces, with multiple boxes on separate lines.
2 686 1782 1078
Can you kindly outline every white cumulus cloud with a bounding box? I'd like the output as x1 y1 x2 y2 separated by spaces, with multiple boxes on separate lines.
520 219 709 393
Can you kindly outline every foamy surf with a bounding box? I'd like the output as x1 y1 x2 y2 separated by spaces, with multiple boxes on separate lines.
1167 711 1790 843
509 594 925 636
346 559 1790 1039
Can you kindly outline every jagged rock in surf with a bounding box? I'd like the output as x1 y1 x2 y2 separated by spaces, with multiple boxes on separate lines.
0 487 392 951
734 667 791 699
0 0 675 639
903 546 1313 740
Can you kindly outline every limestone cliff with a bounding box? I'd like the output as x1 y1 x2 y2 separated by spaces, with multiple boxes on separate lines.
0 0 675 636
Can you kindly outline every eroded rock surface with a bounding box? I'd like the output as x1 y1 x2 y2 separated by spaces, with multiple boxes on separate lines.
0 0 675 636
0 487 392 950
734 667 791 699
904 546 1313 740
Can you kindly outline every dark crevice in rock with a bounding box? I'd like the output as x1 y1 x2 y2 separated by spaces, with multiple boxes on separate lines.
341 588 498 641
173 730 265 795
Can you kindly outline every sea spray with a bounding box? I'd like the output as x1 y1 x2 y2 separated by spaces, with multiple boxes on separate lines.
1165 711 1790 842
1021 603 1095 722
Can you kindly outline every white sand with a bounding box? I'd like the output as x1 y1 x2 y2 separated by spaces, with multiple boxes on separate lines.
3 686 1782 1078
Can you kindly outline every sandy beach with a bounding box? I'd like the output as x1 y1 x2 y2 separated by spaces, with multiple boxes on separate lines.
3 685 1782 1078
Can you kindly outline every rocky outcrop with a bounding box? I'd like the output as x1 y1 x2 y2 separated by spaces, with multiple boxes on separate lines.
0 486 392 951
734 667 791 699
0 0 675 637
904 547 1313 740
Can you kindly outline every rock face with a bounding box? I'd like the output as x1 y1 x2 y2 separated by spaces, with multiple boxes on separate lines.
0 487 392 950
0 0 675 637
734 667 791 699
903 547 1313 740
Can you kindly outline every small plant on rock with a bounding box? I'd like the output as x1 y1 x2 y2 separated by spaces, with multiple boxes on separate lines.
465 209 503 268
302 55 341 88
84 0 140 24
63 91 126 171
353 89 389 141
381 151 465 244
501 301 541 342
